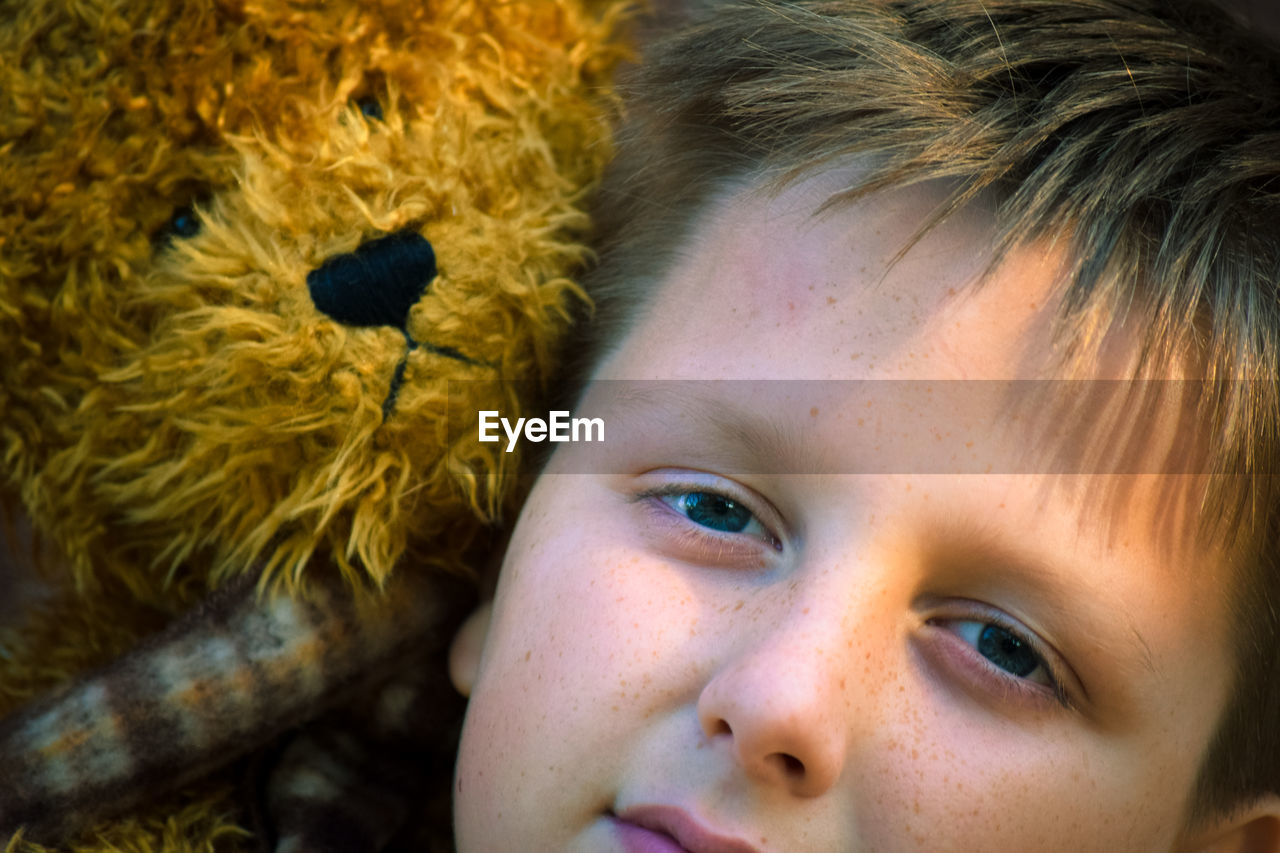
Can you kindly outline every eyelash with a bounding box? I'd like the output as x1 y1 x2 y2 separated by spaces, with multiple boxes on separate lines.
924 609 1073 711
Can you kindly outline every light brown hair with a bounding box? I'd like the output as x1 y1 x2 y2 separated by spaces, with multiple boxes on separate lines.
572 0 1280 823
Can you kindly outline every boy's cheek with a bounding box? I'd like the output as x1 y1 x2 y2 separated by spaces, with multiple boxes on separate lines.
843 725 1165 852
453 559 659 844
479 546 700 716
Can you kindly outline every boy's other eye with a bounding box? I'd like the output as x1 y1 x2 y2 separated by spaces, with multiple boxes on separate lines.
923 609 1074 711
953 620 1046 682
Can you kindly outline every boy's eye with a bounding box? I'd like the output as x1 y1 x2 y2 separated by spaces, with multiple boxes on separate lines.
662 491 754 533
631 472 786 559
656 490 778 548
952 620 1047 682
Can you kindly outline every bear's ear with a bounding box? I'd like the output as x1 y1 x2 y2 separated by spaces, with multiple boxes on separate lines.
1178 800 1280 853
449 602 493 697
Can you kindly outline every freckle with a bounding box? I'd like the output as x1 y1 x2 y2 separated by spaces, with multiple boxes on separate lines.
524 650 531 661
947 288 956 296
788 301 795 310
733 600 744 611
839 678 846 689
808 285 814 291
809 406 819 418
826 296 837 306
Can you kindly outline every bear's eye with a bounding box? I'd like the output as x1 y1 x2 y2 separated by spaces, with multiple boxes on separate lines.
154 203 202 244
354 95 384 121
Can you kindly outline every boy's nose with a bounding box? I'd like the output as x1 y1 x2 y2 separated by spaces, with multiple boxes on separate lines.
695 616 853 798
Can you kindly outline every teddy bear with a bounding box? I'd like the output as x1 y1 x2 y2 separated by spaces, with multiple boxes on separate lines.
0 0 630 849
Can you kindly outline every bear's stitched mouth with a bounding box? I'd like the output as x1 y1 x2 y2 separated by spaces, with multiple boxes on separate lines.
381 328 485 423
306 228 484 421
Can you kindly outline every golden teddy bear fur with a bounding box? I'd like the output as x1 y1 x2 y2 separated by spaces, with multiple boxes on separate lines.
0 0 629 848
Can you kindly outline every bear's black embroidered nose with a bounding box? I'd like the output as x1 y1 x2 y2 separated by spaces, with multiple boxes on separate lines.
307 229 436 329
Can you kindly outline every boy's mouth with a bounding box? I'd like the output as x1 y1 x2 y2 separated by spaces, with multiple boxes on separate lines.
610 805 763 853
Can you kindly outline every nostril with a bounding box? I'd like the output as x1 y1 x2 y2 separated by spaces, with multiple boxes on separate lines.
307 229 436 330
777 753 805 777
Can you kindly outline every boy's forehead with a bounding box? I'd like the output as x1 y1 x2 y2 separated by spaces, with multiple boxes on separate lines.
597 166 1207 406
605 169 1075 384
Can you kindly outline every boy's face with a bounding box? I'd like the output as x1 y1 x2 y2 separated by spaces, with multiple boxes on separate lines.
453 174 1238 851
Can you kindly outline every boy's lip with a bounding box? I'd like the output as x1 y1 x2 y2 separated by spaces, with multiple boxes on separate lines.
611 804 763 853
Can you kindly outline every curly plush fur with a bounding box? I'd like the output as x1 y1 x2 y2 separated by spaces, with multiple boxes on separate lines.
0 0 629 848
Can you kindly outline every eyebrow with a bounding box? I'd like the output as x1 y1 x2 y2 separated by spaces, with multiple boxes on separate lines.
602 381 817 475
